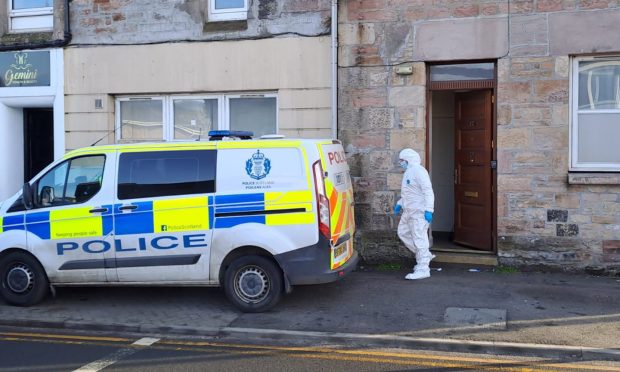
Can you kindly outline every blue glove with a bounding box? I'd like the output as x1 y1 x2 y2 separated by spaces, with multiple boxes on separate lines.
393 204 402 215
424 211 433 223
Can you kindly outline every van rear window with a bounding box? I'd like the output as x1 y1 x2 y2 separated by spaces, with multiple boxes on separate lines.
118 150 216 199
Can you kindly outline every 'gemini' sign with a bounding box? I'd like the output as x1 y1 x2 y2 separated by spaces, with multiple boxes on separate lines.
0 51 50 87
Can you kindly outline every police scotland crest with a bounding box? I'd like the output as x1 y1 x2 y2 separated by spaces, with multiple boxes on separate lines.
246 150 271 180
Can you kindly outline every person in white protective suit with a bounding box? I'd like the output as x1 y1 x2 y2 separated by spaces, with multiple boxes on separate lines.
393 148 435 280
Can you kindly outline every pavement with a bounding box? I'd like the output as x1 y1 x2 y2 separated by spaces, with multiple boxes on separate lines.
1 262 619 360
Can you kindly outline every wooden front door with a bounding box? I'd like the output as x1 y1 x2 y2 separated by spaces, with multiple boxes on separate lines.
454 90 493 251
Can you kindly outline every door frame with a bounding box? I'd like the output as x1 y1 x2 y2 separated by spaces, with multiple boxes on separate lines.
425 60 497 253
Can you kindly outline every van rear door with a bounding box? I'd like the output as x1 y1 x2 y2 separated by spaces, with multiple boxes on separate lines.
318 142 355 269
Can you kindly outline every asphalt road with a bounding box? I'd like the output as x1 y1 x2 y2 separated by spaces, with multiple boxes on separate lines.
1 329 619 372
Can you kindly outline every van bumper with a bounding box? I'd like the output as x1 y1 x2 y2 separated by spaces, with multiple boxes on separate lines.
275 237 359 286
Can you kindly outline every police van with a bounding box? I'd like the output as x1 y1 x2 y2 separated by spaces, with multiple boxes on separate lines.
0 131 357 312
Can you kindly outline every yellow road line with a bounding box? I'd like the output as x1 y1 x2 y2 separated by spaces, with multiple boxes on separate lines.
0 332 131 343
1 331 618 371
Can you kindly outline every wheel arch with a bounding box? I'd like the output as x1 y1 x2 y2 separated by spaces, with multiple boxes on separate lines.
218 245 282 287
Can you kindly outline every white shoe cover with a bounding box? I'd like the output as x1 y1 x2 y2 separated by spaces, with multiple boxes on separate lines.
405 270 430 280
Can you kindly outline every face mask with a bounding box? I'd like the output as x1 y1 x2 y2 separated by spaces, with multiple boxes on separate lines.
399 160 408 170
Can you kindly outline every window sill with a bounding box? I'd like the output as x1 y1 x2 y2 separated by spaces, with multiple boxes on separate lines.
568 172 620 185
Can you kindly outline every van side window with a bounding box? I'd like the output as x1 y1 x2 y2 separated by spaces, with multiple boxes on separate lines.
35 155 106 208
117 150 216 200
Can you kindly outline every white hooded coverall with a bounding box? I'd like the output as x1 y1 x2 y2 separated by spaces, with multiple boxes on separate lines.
396 149 435 273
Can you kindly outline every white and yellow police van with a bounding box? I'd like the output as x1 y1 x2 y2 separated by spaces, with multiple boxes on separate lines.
0 131 357 312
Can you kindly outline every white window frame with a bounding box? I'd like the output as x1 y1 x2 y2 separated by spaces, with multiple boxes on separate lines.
168 95 223 141
8 1 54 33
570 56 620 171
115 93 278 142
224 93 279 132
208 0 248 22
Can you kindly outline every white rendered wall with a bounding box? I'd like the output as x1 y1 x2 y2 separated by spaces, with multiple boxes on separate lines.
0 103 24 199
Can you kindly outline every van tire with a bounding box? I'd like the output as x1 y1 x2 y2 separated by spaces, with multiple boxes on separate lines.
224 255 282 313
0 251 49 306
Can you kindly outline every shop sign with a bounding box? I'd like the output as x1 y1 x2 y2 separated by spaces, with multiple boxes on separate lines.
0 51 50 87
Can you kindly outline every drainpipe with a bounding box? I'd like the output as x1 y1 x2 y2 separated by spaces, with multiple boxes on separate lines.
330 0 338 139
0 0 72 51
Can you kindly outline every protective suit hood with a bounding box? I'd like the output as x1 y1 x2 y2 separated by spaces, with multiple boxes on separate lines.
399 148 421 168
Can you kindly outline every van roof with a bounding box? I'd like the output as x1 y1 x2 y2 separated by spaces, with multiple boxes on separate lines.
64 138 340 158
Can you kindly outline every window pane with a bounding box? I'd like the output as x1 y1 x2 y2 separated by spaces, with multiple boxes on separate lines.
173 99 218 140
12 0 52 10
215 0 244 9
65 156 105 203
578 60 620 110
36 161 68 207
430 63 494 81
577 113 620 163
118 150 216 199
120 100 163 141
229 97 277 138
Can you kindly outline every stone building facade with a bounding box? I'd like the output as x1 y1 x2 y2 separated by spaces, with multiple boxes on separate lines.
64 0 334 151
339 0 620 272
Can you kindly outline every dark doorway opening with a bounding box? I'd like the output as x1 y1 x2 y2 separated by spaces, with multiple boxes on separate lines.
24 108 54 182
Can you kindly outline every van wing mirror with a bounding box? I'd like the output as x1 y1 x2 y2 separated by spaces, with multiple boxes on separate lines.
22 183 34 210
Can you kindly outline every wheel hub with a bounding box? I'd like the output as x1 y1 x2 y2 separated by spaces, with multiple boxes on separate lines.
7 264 34 294
235 266 269 303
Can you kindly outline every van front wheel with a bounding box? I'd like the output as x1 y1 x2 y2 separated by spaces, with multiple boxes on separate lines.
224 255 282 313
0 251 49 306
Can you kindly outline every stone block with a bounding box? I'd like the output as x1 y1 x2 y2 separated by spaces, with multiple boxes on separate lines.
556 224 579 236
362 108 395 130
371 191 395 214
554 56 569 78
339 23 376 46
555 193 580 209
497 127 530 149
512 104 552 126
346 88 388 108
453 4 479 17
547 209 568 222
510 44 549 57
532 127 568 150
579 0 615 10
551 104 569 125
389 86 426 107
550 9 620 55
534 80 569 103
510 57 554 79
370 150 394 171
537 0 564 11
511 0 535 13
389 129 424 150
592 215 617 224
340 66 389 88
387 172 402 190
413 17 509 61
498 82 532 104
498 175 532 191
510 14 547 46
497 105 512 125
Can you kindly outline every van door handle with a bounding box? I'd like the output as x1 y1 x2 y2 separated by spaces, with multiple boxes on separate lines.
119 205 138 211
89 207 108 214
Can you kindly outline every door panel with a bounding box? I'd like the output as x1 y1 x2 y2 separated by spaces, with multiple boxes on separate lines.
113 149 215 282
25 153 115 283
454 90 493 250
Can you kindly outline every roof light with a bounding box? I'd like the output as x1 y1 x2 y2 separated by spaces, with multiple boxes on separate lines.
208 130 254 141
